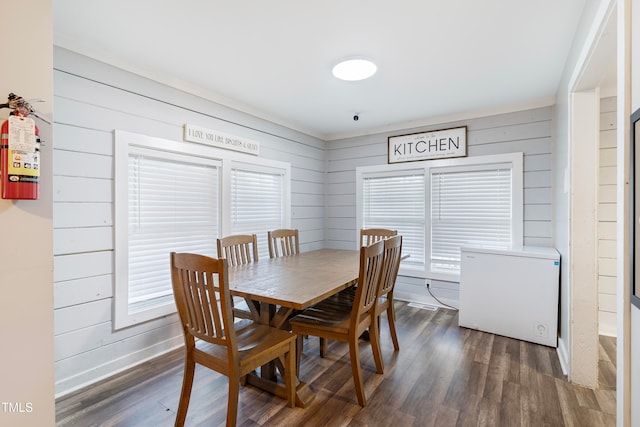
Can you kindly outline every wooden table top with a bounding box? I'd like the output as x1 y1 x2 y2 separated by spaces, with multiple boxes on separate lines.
228 249 360 311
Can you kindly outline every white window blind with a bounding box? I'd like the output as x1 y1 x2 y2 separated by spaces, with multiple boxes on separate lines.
127 151 219 313
362 171 425 266
231 166 285 256
430 165 512 270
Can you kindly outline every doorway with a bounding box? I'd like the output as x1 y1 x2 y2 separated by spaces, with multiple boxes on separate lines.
568 3 617 388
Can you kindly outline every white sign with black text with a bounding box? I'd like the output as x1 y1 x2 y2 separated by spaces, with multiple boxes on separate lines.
388 126 467 164
184 124 260 156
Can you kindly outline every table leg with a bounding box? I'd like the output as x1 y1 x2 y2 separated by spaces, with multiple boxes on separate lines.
242 301 315 407
244 373 315 408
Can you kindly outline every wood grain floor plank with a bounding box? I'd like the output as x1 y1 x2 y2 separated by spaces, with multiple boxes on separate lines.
475 398 500 427
575 386 604 412
483 335 509 403
432 404 459 427
595 388 617 416
498 380 522 426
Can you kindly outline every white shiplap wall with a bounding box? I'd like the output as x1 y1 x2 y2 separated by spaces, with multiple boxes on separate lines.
53 46 558 395
52 47 327 396
325 107 554 306
598 96 617 337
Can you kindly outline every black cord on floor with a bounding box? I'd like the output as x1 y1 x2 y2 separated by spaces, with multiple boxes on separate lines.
427 282 459 311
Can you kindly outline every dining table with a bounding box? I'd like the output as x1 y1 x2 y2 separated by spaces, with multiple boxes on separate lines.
227 248 360 407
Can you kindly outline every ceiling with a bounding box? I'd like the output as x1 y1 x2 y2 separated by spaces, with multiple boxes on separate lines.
53 1 590 141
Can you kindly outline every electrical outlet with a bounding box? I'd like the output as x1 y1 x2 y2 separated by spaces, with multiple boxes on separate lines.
424 280 431 288
534 323 548 337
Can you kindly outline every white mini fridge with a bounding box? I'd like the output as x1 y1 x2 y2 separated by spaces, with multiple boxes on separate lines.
458 246 560 347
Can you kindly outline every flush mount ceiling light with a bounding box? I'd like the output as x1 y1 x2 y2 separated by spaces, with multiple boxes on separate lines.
332 58 377 81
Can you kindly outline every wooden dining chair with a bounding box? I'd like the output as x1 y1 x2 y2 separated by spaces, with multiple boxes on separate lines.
289 240 385 407
170 252 296 427
360 228 397 246
268 228 300 258
320 227 397 352
314 228 396 356
319 236 403 364
376 235 403 355
217 234 259 319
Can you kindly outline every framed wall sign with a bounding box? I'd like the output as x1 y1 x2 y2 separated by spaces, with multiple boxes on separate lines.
184 124 260 155
388 126 467 164
631 108 640 309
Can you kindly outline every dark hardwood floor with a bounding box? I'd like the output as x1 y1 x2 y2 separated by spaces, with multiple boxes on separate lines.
56 302 616 426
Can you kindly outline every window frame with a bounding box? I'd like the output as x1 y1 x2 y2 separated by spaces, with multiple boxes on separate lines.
114 130 290 329
356 152 523 282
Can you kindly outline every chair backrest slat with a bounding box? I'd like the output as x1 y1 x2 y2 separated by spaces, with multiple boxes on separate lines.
360 228 397 246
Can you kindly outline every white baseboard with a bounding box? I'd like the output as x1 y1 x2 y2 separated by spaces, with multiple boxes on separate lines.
556 336 569 377
55 336 183 399
395 275 459 310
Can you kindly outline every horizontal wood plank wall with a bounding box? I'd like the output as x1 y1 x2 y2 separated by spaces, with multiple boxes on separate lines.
598 96 617 337
325 107 554 306
52 47 326 396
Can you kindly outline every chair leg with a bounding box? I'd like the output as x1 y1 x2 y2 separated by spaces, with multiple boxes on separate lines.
369 320 384 374
319 337 327 358
175 356 195 427
295 335 304 377
387 303 400 351
285 340 296 408
348 338 366 407
226 374 240 427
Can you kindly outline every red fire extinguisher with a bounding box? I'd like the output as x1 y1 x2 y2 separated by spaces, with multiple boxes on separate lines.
0 93 41 200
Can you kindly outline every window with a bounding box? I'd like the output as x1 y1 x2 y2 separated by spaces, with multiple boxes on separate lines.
115 131 290 328
357 152 523 280
230 164 286 256
361 170 425 267
127 150 219 310
430 165 512 271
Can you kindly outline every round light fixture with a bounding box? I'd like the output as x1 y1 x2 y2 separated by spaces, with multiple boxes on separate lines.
332 58 377 81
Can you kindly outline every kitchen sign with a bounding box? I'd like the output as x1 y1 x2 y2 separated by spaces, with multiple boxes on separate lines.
184 124 260 155
388 126 467 164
